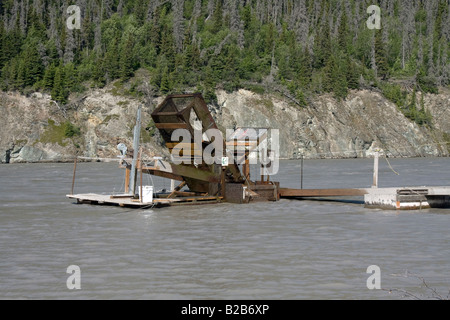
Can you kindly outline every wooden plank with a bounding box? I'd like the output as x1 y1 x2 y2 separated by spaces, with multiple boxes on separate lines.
226 141 258 147
155 123 189 129
153 111 179 116
110 195 134 199
279 188 369 197
168 181 187 198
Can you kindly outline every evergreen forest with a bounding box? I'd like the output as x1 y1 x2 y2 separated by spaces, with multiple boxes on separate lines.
0 0 449 126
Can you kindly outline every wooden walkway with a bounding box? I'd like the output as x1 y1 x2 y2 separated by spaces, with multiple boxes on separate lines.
279 188 369 198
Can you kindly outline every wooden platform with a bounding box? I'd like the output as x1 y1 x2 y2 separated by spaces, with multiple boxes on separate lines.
66 193 223 208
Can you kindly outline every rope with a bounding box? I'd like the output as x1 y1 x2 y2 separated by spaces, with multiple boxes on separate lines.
384 156 400 176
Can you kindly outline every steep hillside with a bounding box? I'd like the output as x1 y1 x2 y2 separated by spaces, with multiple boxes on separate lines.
1 86 449 163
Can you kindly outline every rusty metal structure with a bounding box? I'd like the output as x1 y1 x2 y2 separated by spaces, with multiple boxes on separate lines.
144 93 280 205
149 93 244 194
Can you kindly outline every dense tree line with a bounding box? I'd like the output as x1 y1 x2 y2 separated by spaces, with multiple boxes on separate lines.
0 0 449 115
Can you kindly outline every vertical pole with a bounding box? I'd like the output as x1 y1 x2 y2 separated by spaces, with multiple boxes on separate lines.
221 167 226 198
129 106 142 195
124 166 130 194
71 157 78 195
260 164 264 183
170 179 175 192
243 150 250 181
373 151 379 188
139 151 143 203
300 155 304 190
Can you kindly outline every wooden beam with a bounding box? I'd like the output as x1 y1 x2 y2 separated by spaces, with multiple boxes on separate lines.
110 195 134 199
279 188 369 198
153 111 179 116
124 166 131 193
226 141 258 147
142 169 184 182
168 181 187 198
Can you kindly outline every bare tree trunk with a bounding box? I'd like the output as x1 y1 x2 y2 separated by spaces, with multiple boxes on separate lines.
173 0 185 53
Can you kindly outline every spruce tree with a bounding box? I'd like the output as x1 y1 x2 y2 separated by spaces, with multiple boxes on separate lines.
24 43 43 86
338 10 350 53
374 30 389 80
212 0 224 34
42 63 56 90
323 56 336 93
51 66 68 104
0 24 5 70
160 66 172 94
346 57 360 90
313 24 331 70
64 63 78 91
299 46 312 87
15 60 26 89
119 37 134 81
105 39 120 81
92 55 106 87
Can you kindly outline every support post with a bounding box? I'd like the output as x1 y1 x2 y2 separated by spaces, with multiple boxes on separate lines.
139 150 143 203
221 167 226 198
124 166 130 194
300 155 304 190
129 106 142 195
71 157 77 195
373 151 379 188
260 164 264 183
242 149 250 181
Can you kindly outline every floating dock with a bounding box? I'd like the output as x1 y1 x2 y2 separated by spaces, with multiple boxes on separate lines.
279 186 450 210
67 193 223 208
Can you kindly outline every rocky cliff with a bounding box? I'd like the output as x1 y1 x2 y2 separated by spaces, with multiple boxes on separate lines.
1 85 449 163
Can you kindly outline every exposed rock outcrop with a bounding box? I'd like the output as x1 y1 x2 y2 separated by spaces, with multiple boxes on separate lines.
0 86 449 163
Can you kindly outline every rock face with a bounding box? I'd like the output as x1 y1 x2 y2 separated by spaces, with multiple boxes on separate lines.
0 86 449 163
215 89 450 159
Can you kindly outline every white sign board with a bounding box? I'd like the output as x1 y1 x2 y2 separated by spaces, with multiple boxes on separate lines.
221 157 229 167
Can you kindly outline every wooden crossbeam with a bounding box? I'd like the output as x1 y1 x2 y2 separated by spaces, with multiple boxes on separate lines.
168 181 187 198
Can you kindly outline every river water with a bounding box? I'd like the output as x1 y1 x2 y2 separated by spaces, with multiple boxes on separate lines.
0 157 449 300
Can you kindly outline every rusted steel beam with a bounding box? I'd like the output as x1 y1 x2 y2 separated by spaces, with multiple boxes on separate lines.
279 188 369 197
